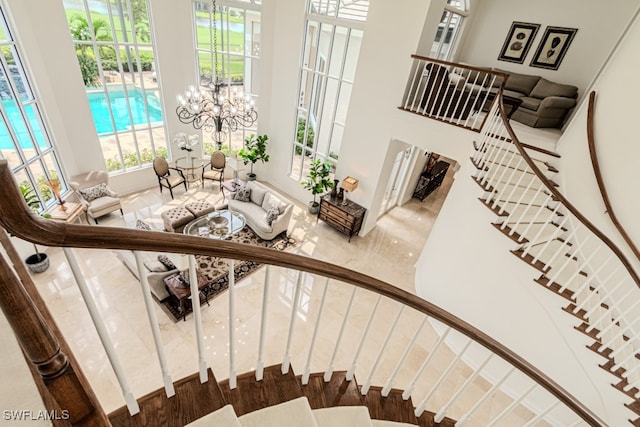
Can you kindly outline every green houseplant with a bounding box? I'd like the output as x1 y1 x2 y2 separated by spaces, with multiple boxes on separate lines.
238 134 270 181
301 160 334 214
20 185 51 273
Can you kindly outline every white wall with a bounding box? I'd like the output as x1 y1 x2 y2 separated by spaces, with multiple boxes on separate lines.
456 0 640 99
557 9 640 272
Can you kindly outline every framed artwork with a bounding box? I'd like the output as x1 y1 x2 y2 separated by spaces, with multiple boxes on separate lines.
497 22 540 64
530 26 578 70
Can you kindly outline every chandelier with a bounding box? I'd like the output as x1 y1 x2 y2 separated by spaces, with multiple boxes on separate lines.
175 0 257 147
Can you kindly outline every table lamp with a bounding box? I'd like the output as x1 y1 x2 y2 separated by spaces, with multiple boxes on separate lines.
341 176 359 205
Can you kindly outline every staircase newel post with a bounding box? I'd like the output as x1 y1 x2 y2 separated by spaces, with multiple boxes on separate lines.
0 252 104 425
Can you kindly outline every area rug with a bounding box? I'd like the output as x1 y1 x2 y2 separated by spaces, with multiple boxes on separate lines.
161 227 296 322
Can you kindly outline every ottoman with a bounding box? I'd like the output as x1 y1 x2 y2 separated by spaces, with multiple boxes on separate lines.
185 200 216 218
162 206 195 233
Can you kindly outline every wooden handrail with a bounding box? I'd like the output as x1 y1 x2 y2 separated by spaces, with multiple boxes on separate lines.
498 93 640 288
0 160 605 426
586 91 640 262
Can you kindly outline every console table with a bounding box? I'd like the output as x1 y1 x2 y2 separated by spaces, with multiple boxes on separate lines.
318 195 366 242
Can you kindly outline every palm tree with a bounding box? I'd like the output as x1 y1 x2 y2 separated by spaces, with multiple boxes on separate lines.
69 16 113 87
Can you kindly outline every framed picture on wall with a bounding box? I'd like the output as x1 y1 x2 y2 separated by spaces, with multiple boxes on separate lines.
530 26 578 70
497 21 540 64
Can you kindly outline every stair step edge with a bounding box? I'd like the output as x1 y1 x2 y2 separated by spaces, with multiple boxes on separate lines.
184 404 241 427
313 406 374 427
239 397 318 427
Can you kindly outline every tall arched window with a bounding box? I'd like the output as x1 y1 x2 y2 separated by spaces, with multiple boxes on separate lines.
63 0 167 174
0 6 67 209
430 0 469 60
290 0 370 180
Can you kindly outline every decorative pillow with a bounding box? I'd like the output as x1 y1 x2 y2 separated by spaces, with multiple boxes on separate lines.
79 183 110 202
135 219 153 231
262 193 287 215
178 270 191 287
234 186 252 202
157 254 177 271
143 259 167 273
247 182 267 206
266 205 280 225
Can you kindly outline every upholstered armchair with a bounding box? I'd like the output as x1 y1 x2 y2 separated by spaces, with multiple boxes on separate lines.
202 151 225 191
69 170 123 224
153 157 187 199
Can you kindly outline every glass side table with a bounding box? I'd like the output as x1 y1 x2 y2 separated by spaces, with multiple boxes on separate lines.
183 210 246 240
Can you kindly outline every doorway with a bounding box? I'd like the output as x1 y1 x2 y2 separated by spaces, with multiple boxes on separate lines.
379 146 415 217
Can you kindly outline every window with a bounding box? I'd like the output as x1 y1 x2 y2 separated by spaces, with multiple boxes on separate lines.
430 0 469 60
64 0 167 173
290 1 368 180
0 7 66 210
193 0 261 156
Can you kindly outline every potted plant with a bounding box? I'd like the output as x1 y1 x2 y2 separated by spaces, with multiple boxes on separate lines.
20 185 51 273
301 160 334 214
238 134 269 181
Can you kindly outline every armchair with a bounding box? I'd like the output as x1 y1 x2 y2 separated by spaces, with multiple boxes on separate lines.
153 157 187 199
202 151 225 191
69 170 123 224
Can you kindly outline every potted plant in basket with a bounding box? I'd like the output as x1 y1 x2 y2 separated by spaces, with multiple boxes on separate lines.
238 134 269 181
20 185 51 273
301 159 334 214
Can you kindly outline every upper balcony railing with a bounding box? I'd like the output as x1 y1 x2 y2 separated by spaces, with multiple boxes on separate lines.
399 55 509 132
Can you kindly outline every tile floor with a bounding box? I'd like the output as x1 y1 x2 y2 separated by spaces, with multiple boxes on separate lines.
1 170 542 426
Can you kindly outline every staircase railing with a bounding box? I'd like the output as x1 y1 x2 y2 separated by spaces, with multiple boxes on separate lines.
399 55 509 132
472 90 640 414
0 159 606 426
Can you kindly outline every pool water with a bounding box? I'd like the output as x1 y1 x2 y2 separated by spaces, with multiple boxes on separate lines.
89 87 164 134
0 87 163 150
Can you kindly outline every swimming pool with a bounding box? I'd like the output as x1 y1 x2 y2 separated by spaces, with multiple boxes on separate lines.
0 87 164 150
89 87 164 134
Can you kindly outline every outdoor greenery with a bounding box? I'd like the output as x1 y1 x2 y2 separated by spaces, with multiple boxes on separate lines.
105 146 168 172
20 185 51 260
301 159 334 206
238 134 269 176
295 118 315 155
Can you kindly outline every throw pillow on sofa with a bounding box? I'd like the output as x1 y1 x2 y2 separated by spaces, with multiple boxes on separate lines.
266 205 280 225
247 181 267 206
234 186 252 202
262 193 287 215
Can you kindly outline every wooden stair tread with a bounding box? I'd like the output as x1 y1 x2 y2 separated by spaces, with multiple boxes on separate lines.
219 364 302 417
417 411 456 427
108 368 226 427
362 386 418 425
300 371 365 409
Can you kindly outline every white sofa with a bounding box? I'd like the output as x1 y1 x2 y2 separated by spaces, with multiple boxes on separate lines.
227 181 293 240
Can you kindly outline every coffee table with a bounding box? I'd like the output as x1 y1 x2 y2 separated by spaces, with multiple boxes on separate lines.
183 210 246 240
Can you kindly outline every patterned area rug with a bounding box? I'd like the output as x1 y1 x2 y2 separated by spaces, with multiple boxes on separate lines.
161 227 295 321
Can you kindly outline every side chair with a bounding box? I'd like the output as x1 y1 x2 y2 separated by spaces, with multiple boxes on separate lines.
202 151 226 192
153 157 187 199
70 170 123 224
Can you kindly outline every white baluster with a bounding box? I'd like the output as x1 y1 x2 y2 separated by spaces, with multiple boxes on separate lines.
502 174 537 233
558 245 602 293
381 317 427 397
256 265 270 381
405 60 423 110
486 383 537 427
589 286 636 335
403 327 452 400
63 248 140 415
517 193 553 243
302 278 330 385
133 251 174 397
456 367 515 426
534 222 576 268
526 214 568 262
498 165 532 221
435 353 493 423
582 276 625 319
325 287 358 381
541 230 580 274
573 265 621 314
520 202 563 258
228 258 236 388
491 157 524 208
508 186 546 237
361 306 405 395
282 271 304 374
414 339 472 417
522 401 560 427
346 295 382 381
